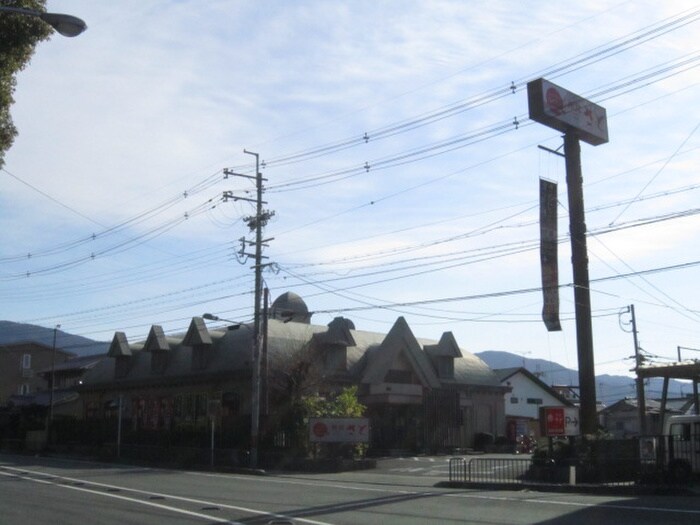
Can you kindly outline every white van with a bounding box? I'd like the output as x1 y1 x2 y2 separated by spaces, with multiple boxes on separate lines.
662 415 700 480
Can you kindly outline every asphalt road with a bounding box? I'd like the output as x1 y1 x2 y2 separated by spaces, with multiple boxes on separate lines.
1 453 699 525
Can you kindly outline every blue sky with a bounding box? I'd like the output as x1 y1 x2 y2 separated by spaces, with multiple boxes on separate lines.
1 1 699 383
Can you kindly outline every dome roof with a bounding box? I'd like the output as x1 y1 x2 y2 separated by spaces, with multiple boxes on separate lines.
270 292 311 323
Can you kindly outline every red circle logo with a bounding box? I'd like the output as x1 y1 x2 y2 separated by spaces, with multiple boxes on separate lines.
545 87 564 116
312 421 328 438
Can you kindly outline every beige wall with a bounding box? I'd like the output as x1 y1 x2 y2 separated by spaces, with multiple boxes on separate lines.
0 343 72 403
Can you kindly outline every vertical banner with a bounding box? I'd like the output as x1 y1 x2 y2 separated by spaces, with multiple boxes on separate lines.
540 178 561 331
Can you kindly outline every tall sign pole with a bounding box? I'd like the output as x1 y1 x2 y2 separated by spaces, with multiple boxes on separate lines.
528 78 609 436
563 130 597 435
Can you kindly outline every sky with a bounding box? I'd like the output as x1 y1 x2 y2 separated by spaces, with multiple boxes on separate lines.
1 1 699 385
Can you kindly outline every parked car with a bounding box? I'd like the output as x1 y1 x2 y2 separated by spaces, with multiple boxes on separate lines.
640 415 700 482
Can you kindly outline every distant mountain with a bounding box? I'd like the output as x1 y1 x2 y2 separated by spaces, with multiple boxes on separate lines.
476 350 688 406
0 321 108 357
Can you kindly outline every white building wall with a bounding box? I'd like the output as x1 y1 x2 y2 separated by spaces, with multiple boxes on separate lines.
503 373 567 419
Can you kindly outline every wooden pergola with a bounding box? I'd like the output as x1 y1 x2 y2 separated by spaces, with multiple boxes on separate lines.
636 361 700 433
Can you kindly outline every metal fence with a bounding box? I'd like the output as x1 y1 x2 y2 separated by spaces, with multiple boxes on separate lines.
449 457 534 485
448 456 686 488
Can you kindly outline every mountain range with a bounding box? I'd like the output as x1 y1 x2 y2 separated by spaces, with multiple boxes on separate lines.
0 321 688 406
0 321 109 357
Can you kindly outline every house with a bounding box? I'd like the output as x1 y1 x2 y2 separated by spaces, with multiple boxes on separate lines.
79 292 508 456
599 397 683 438
0 342 74 405
32 354 107 418
495 367 574 440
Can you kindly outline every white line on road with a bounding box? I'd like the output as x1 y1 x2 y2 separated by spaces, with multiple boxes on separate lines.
0 469 236 524
0 465 335 525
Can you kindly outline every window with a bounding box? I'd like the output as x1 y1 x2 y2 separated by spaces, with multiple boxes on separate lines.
670 423 691 442
526 398 543 405
22 354 31 369
18 384 30 395
436 357 454 379
510 397 519 404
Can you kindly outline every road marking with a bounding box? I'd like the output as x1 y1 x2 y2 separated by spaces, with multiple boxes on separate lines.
444 491 700 516
0 465 334 525
0 469 236 524
5 460 700 519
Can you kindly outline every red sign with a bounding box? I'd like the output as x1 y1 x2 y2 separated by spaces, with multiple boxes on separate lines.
545 407 565 435
540 407 580 437
527 78 609 146
309 417 370 443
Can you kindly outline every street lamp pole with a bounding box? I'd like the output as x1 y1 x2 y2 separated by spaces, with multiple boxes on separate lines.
0 6 87 37
202 312 259 467
47 323 60 446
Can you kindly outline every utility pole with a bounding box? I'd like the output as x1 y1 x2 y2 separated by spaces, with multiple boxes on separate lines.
563 131 597 436
223 150 273 469
47 324 60 447
629 305 646 434
248 149 263 470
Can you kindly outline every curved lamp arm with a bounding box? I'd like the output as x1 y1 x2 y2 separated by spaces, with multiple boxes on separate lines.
0 6 87 37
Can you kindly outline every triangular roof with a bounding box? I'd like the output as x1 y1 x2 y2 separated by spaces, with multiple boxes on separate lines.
182 317 212 346
313 317 356 347
144 325 170 352
108 332 131 357
361 317 440 388
424 332 462 358
495 367 574 407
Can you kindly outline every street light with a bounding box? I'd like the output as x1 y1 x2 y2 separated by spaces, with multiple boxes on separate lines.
0 6 87 37
202 313 243 330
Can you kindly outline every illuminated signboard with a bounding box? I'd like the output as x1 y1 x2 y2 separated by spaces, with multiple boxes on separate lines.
527 78 609 146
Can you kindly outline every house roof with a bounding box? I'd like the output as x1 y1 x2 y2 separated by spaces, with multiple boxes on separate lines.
82 311 502 391
37 354 106 376
494 366 574 406
361 317 440 388
108 332 131 357
599 397 684 415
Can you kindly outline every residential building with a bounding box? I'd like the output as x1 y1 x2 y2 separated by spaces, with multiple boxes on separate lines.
495 367 574 440
0 342 73 405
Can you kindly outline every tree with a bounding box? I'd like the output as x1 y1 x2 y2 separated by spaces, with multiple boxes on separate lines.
0 0 52 168
302 386 366 418
265 338 367 457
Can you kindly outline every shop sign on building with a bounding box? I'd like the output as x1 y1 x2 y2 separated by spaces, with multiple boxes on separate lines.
309 417 370 443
